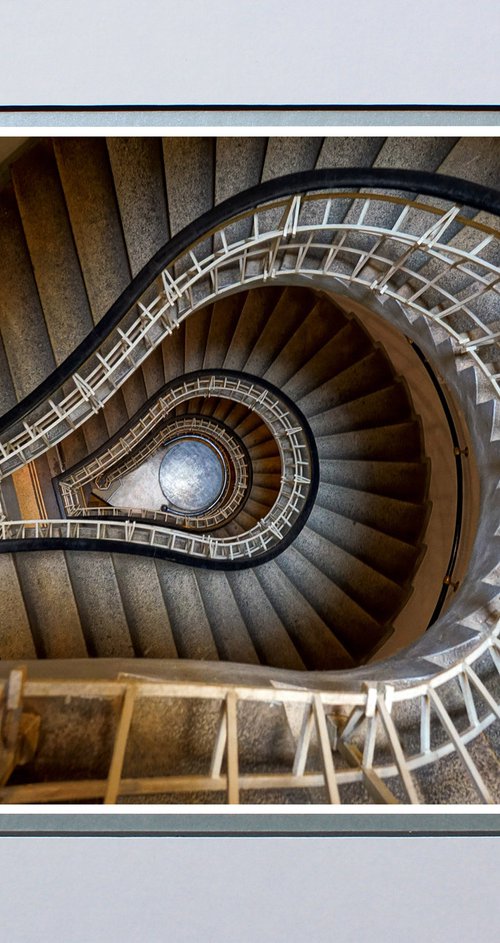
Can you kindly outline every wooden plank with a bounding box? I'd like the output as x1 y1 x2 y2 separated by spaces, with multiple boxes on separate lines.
23 678 365 707
209 703 227 778
458 672 479 726
463 663 500 720
428 687 493 804
0 772 332 804
0 668 27 787
362 714 378 768
362 767 401 805
339 705 365 743
338 739 400 804
377 694 419 804
292 703 314 776
104 685 136 805
420 693 431 754
226 691 239 805
313 694 340 804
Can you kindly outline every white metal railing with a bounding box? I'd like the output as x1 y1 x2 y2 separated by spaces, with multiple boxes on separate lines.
1 618 498 804
49 373 314 559
1 189 499 480
61 415 251 531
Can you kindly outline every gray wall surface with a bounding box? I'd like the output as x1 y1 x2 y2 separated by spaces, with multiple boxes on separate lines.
0 1 499 105
0 837 498 943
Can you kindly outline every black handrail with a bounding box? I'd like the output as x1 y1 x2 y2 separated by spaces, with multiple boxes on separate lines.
1 167 500 436
408 340 466 627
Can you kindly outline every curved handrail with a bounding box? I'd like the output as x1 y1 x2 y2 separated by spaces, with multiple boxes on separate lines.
1 166 500 437
32 371 319 567
1 175 500 479
63 415 252 532
409 340 467 626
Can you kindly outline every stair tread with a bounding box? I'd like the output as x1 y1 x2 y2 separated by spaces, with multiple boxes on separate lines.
242 286 317 376
15 551 87 658
163 138 214 237
316 420 423 462
316 479 430 543
12 140 95 360
277 545 387 660
195 569 260 665
309 381 412 436
0 187 56 399
0 554 37 659
64 550 134 657
54 138 131 320
107 137 169 276
298 348 395 416
112 554 177 658
282 319 373 402
154 562 219 661
227 569 305 670
255 559 355 670
320 458 429 502
262 296 347 388
294 525 408 623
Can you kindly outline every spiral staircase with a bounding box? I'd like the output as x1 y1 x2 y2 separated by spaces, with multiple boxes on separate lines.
0 136 498 805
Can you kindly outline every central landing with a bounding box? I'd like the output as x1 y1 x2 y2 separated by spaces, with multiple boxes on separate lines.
159 437 225 515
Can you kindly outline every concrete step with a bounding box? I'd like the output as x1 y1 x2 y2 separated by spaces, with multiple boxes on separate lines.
154 562 219 661
242 286 317 376
112 554 178 658
184 303 213 374
316 420 423 462
0 186 56 399
240 423 275 450
12 140 95 360
276 544 386 660
0 333 16 416
309 381 412 436
0 554 37 659
203 294 247 368
163 138 214 237
161 322 186 382
54 138 131 321
261 138 322 180
282 319 374 402
255 559 355 670
14 551 87 658
107 137 169 276
226 569 305 670
64 551 134 657
243 497 272 520
246 438 280 461
247 484 280 507
194 569 260 664
317 479 429 544
222 287 283 372
298 348 394 417
262 296 347 388
293 524 407 624
313 489 422 581
320 458 429 503
142 346 167 399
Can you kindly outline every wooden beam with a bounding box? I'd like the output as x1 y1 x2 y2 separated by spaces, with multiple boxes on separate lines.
377 694 419 804
292 704 314 777
0 668 27 787
338 740 400 804
104 685 136 805
0 772 332 805
428 687 493 804
210 703 227 778
313 694 340 804
226 691 239 805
